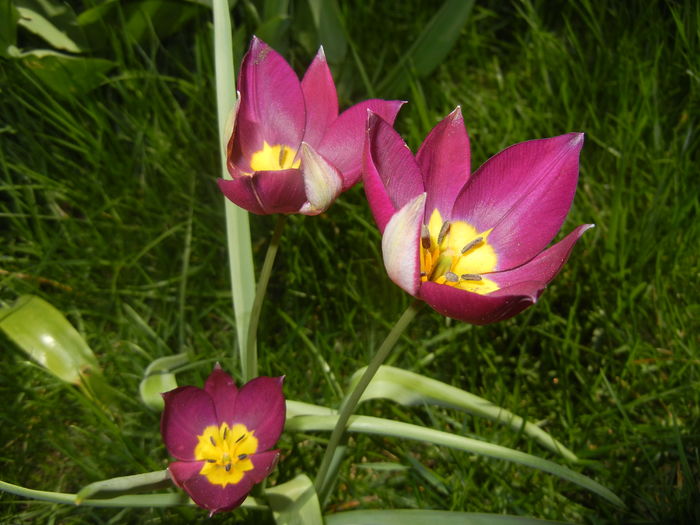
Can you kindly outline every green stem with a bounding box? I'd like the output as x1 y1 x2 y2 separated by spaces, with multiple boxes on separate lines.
213 0 257 371
244 215 287 381
314 300 421 498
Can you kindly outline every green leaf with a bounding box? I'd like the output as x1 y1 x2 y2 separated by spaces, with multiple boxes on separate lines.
16 6 81 53
266 474 323 525
0 0 20 57
378 0 475 96
139 353 189 410
326 510 573 525
306 0 346 63
353 365 578 461
16 49 115 96
286 414 624 507
76 470 171 503
0 295 98 384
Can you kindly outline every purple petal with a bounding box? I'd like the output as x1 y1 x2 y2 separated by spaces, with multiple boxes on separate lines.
363 112 424 233
161 387 218 461
247 450 281 484
416 107 471 219
168 460 204 488
232 376 286 451
218 176 266 215
252 169 306 214
299 141 343 215
418 281 536 325
452 133 584 270
490 224 594 291
301 47 338 148
204 365 239 426
319 99 405 188
382 193 425 296
179 467 256 515
232 37 305 171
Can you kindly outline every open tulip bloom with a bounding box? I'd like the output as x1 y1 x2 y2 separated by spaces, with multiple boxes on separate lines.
219 36 404 215
161 366 285 514
363 109 593 325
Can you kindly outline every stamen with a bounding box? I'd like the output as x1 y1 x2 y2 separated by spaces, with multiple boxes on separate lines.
461 237 483 254
222 427 227 440
421 224 431 249
238 454 248 460
461 273 482 281
437 221 451 245
210 436 216 446
207 459 216 463
420 271 427 277
445 271 459 283
278 146 286 166
236 433 246 443
225 463 232 472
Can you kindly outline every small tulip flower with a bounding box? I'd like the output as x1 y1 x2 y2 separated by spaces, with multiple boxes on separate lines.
363 109 593 325
161 365 285 514
219 36 404 215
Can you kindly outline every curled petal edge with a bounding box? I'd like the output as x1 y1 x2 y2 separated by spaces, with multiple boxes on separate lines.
381 193 426 296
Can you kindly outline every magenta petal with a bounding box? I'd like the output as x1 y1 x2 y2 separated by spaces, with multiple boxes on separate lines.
232 376 286 451
161 387 218 461
416 107 471 219
490 224 594 290
218 177 266 215
247 450 280 484
319 99 404 188
180 469 256 515
452 133 584 270
204 365 238 425
253 169 306 214
363 112 424 232
301 47 338 147
168 460 204 488
418 281 536 325
234 37 305 167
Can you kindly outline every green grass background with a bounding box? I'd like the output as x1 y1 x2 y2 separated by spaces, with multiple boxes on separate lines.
1 0 698 523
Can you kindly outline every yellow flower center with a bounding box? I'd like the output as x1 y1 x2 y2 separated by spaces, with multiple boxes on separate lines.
249 142 301 172
194 423 258 487
420 208 500 295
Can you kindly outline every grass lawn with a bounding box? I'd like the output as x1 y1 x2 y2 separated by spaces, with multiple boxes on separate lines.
1 0 698 523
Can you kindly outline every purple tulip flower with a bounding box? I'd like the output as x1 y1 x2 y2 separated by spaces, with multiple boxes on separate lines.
219 36 404 215
161 365 285 514
363 108 593 325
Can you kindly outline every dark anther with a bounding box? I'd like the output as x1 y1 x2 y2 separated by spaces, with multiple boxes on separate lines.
421 225 431 249
437 221 451 245
223 427 227 440
207 459 216 463
461 273 482 281
461 237 483 254
210 436 216 446
238 454 248 460
236 433 246 443
225 463 232 472
445 271 459 283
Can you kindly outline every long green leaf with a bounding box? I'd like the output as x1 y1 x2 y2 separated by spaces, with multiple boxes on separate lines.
326 510 572 525
213 0 257 379
75 470 171 503
378 0 475 96
266 474 323 525
16 5 81 53
352 365 577 461
286 414 624 507
306 0 346 63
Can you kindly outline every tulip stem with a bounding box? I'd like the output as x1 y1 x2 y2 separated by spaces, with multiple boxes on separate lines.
314 300 422 500
244 215 287 381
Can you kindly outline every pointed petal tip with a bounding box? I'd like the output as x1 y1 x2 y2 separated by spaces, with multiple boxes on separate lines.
316 45 326 60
